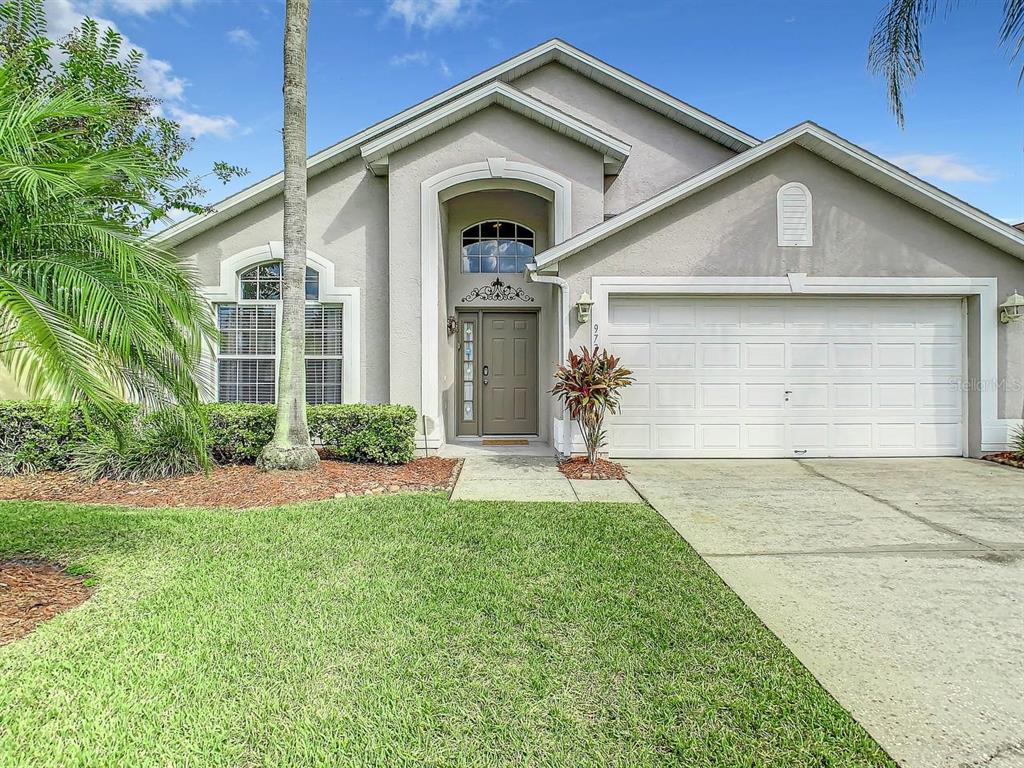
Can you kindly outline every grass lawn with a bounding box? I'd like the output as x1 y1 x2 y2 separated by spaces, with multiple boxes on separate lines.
0 494 893 767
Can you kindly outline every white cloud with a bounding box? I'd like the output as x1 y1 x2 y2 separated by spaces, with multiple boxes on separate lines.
389 50 430 67
226 27 257 49
168 106 239 139
43 0 239 139
102 0 194 15
390 49 454 78
888 153 995 183
387 0 476 30
138 56 186 100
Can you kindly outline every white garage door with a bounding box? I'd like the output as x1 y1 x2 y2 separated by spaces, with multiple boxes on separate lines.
605 295 964 458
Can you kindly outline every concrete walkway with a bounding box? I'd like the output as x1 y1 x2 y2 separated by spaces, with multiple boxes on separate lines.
625 458 1024 768
449 454 642 503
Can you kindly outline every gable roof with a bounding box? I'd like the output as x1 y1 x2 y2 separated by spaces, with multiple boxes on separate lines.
532 121 1024 269
360 82 632 176
155 39 757 248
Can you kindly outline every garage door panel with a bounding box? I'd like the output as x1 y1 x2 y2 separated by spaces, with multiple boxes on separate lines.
611 342 651 370
745 423 786 449
791 343 829 368
699 303 742 328
877 343 915 368
700 383 741 409
655 383 697 409
655 424 696 449
618 382 651 412
833 423 873 449
654 343 695 368
745 383 786 409
834 383 872 408
919 423 961 450
606 295 963 458
701 423 741 449
920 343 960 369
700 343 740 368
919 382 960 409
746 343 786 368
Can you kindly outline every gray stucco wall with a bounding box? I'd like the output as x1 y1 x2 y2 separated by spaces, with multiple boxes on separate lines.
386 104 606 430
175 156 391 403
512 62 737 215
559 145 1024 420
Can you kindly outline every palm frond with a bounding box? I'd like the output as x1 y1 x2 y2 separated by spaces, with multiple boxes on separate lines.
1000 0 1024 81
0 62 215 426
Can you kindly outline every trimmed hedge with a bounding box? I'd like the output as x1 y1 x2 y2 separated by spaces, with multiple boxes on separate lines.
309 404 417 464
0 402 135 473
203 403 276 464
0 401 419 473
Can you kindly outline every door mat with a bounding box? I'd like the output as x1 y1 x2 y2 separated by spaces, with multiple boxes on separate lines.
482 439 530 446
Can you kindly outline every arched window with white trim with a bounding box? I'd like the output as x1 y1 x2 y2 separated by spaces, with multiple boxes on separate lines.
777 182 812 246
215 262 343 404
461 220 535 273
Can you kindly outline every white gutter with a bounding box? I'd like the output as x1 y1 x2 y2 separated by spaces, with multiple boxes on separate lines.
526 265 571 456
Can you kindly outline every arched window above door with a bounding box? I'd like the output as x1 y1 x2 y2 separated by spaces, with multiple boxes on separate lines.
461 220 535 273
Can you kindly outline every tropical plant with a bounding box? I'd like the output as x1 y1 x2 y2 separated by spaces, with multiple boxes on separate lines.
257 0 318 470
0 65 215 424
550 346 634 465
0 0 246 230
1012 423 1024 457
869 0 1024 125
70 407 209 481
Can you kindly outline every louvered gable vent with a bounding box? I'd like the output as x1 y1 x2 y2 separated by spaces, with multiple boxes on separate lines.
777 182 812 246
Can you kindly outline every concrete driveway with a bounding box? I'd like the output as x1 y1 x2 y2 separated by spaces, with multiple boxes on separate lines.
624 458 1024 768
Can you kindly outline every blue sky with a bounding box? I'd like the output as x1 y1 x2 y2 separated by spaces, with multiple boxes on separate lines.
46 0 1023 222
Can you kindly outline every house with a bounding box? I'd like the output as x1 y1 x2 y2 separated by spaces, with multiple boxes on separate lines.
157 39 1024 459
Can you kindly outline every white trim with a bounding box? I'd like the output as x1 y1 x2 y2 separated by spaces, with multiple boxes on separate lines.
154 39 755 248
360 82 631 176
535 122 1024 269
776 181 812 246
418 160 572 448
525 267 571 455
590 274 1020 455
200 242 362 404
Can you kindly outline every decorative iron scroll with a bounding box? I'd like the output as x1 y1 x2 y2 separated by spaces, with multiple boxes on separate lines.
461 277 535 303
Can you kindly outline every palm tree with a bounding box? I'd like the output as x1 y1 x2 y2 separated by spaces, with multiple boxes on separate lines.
0 65 213 423
869 0 1024 125
257 0 319 471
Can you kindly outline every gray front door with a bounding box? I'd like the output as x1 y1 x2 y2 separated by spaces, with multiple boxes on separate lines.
482 312 538 435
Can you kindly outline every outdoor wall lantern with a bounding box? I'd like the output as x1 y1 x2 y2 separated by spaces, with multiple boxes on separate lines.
999 291 1024 324
576 292 594 324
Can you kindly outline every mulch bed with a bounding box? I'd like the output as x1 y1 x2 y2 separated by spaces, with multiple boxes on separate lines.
0 458 462 509
1 560 92 645
558 457 627 481
983 452 1024 470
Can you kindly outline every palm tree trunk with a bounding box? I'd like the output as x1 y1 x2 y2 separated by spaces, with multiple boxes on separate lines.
257 0 318 471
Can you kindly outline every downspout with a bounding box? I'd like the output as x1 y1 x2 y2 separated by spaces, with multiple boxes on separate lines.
526 264 571 457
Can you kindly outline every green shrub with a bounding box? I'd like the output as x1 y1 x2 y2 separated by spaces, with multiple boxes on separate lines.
0 400 419 474
309 404 417 464
70 409 210 481
203 403 276 463
0 401 135 473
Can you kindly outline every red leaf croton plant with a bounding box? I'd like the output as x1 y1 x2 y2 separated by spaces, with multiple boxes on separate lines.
550 347 634 465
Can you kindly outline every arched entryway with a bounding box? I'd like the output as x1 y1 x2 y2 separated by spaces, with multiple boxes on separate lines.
418 159 572 448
